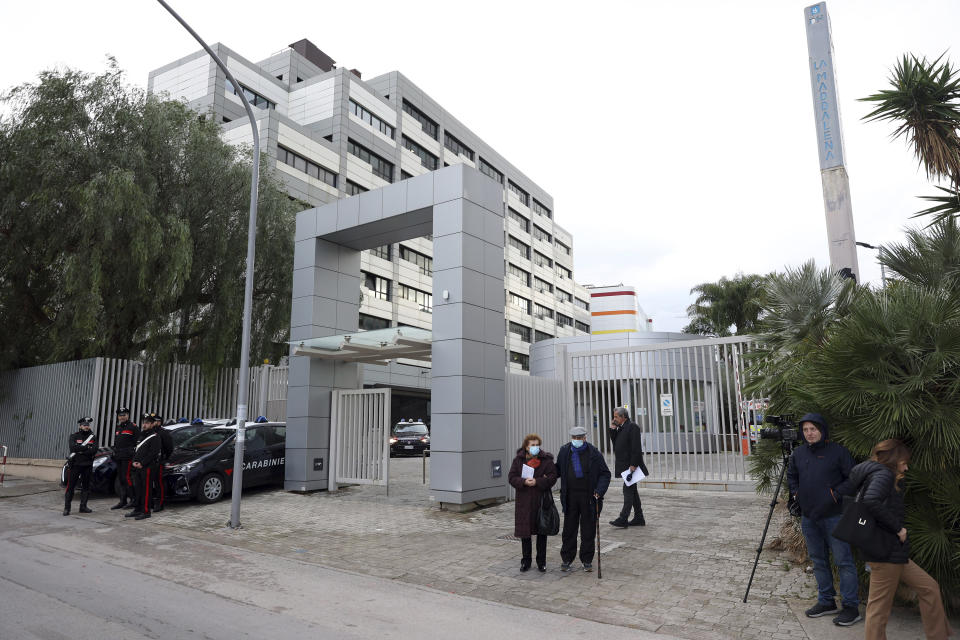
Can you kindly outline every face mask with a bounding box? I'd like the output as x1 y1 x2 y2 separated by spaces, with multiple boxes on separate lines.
528 445 540 456
571 439 585 448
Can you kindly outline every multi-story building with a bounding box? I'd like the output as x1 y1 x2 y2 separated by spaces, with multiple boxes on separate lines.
148 39 591 392
584 284 652 334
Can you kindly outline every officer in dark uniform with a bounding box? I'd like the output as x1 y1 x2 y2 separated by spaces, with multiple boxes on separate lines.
110 407 140 510
64 417 98 516
125 412 161 521
151 415 173 512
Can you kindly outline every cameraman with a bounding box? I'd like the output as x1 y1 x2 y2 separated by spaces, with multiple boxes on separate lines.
787 413 860 627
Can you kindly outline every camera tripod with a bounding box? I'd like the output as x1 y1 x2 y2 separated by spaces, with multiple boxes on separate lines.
743 438 796 603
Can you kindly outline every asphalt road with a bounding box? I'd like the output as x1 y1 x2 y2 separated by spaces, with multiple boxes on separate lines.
0 493 677 640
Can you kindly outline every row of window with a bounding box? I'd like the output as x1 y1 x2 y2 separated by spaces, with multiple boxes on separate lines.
346 180 368 196
444 132 474 161
362 273 433 310
363 271 391 301
277 146 338 188
531 199 552 219
359 313 391 332
370 244 390 260
479 158 504 184
397 283 432 311
508 208 529 233
402 100 438 139
402 135 438 170
225 78 275 110
507 209 571 256
508 262 530 286
348 139 394 182
575 320 590 333
510 351 530 371
533 251 552 269
575 297 589 310
350 99 395 139
399 244 432 276
508 181 529 206
533 224 552 244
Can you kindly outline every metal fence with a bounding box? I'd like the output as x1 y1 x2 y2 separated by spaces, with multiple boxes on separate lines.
569 336 756 484
504 372 566 499
0 358 288 459
328 388 391 491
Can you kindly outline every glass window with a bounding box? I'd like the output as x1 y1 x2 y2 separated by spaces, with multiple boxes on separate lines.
508 263 530 286
533 225 552 243
575 321 590 334
508 321 531 343
399 245 433 275
401 135 438 170
532 199 552 219
534 277 553 294
557 313 573 328
398 283 432 311
509 293 530 314
402 100 438 139
509 351 530 371
350 99 395 139
345 180 368 196
534 304 554 319
556 288 572 303
534 330 554 342
225 78 275 110
443 131 474 160
370 244 391 261
508 235 530 259
479 158 503 184
277 145 337 188
363 271 391 301
533 251 553 269
508 208 529 233
508 181 529 206
556 240 571 255
359 313 391 331
555 264 571 279
575 297 589 311
348 139 394 182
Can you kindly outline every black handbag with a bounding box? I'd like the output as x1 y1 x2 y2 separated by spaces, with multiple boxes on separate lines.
831 480 894 559
537 490 561 536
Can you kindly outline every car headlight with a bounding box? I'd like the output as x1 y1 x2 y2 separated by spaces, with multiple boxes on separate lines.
167 461 197 473
92 456 108 469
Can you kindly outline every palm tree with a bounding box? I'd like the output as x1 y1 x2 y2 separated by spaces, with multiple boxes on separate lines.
861 53 960 222
683 273 766 336
880 217 960 292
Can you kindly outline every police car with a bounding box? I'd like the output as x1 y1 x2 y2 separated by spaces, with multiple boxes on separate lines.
389 419 430 457
163 421 286 503
60 420 215 493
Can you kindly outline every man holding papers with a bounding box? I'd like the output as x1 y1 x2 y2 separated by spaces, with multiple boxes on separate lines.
608 407 649 528
556 426 611 572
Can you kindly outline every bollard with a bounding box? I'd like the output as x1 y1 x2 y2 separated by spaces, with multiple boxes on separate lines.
0 445 6 486
422 449 426 484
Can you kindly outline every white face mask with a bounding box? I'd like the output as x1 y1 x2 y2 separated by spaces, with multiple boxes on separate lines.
571 439 585 448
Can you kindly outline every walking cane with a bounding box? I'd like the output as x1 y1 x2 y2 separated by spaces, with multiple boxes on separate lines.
595 498 602 579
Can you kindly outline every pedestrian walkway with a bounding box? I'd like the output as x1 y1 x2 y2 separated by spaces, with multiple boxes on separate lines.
5 460 951 639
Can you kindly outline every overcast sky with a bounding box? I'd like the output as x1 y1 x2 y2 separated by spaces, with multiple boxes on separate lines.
2 0 957 331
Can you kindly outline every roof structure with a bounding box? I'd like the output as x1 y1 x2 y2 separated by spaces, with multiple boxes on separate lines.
290 327 431 365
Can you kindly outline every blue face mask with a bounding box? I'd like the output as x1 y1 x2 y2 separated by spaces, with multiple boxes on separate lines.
571 439 585 448
528 445 540 456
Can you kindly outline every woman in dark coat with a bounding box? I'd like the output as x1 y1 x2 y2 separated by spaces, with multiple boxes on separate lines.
837 439 952 640
507 433 558 572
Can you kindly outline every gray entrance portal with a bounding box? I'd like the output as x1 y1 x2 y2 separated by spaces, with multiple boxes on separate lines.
287 165 507 506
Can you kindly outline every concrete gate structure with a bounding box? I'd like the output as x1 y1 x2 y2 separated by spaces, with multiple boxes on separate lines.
286 165 508 507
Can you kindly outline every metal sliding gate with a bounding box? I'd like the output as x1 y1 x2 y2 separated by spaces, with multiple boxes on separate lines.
569 336 756 484
328 388 391 491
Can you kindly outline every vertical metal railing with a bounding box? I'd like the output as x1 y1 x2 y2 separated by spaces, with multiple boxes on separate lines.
566 336 755 484
328 388 391 490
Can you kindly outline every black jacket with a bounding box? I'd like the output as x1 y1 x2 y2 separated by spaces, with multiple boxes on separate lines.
608 419 649 476
555 442 611 514
787 413 854 520
113 420 140 459
837 460 909 564
133 428 161 466
67 430 98 466
158 428 174 462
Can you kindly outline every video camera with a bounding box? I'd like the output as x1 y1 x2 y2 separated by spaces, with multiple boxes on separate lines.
758 414 800 443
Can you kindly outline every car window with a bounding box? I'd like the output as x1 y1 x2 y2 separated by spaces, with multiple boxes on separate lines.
181 430 233 450
171 427 199 448
245 427 267 451
393 423 428 436
258 426 285 447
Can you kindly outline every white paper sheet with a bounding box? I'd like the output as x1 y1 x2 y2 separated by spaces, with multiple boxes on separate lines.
621 467 645 486
521 464 535 479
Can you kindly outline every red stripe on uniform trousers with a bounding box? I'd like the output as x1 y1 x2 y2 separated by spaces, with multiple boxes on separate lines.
144 468 151 512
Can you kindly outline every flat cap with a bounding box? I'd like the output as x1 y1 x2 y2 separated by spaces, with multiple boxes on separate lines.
569 426 587 436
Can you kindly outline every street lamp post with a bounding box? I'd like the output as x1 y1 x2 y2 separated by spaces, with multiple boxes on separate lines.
855 241 887 287
155 0 259 530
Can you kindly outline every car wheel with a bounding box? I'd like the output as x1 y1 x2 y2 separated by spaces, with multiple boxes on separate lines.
197 472 225 503
113 474 122 496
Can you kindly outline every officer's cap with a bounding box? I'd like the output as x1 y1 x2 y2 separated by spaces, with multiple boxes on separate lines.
77 417 92 425
569 426 587 437
116 407 130 415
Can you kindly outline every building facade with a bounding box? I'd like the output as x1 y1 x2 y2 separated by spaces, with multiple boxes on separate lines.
148 39 592 383
584 284 651 334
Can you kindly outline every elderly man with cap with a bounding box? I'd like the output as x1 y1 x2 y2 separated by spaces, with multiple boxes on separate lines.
554 426 611 572
64 417 98 515
110 407 140 510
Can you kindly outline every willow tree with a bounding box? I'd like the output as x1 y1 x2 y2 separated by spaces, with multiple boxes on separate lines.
0 62 298 373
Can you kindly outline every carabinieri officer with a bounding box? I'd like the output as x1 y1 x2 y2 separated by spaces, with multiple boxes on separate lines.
64 417 98 516
126 413 161 521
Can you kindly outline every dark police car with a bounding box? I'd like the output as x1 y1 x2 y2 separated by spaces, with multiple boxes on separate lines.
389 419 430 456
163 421 286 503
60 420 214 493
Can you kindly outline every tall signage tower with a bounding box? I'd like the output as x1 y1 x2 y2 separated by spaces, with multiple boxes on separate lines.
805 2 859 279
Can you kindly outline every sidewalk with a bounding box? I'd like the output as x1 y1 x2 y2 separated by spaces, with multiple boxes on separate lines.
5 460 951 639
